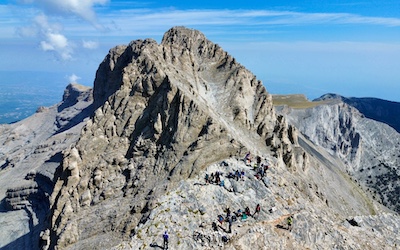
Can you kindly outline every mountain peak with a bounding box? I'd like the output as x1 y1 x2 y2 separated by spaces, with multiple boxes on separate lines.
313 93 343 102
2 27 399 250
46 27 293 249
161 26 206 46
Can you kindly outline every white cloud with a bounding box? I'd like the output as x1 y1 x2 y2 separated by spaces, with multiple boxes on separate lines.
40 40 53 51
102 8 400 32
22 0 108 29
82 40 99 49
31 14 73 60
68 73 81 83
46 33 68 49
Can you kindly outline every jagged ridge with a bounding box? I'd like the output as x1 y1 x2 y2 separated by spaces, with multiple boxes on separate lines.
45 27 298 249
40 27 400 250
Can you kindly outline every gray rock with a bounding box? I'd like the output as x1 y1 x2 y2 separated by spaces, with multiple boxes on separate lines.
279 100 400 213
0 83 93 249
2 27 400 250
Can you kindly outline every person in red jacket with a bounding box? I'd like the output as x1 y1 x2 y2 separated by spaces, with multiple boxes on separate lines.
253 204 261 218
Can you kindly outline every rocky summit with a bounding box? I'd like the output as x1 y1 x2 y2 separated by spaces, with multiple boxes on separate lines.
1 27 399 250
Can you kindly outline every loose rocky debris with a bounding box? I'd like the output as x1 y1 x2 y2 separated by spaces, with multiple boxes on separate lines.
117 157 400 250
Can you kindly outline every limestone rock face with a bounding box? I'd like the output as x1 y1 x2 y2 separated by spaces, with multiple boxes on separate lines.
45 27 294 249
315 93 400 133
40 27 399 250
1 27 399 250
0 83 92 250
280 102 400 213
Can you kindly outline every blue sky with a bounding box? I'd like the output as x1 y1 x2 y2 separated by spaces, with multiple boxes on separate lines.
1 0 400 102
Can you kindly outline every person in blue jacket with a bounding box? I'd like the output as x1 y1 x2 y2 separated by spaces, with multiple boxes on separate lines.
163 231 169 249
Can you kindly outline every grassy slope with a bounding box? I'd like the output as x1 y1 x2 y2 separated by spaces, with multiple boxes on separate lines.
272 94 330 109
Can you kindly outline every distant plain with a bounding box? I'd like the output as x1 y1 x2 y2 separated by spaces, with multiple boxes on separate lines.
0 71 71 124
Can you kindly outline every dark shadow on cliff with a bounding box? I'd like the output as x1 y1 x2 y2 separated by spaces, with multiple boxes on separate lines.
93 44 135 110
315 94 400 133
54 103 94 135
0 198 8 212
0 171 54 250
125 76 179 159
0 224 42 250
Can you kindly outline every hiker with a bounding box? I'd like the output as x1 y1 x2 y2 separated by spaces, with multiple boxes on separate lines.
235 170 240 181
231 213 237 222
240 170 245 181
244 152 251 165
253 163 258 171
228 216 232 233
264 164 269 176
218 215 224 224
212 221 218 231
163 231 169 249
205 173 209 184
245 206 251 216
287 215 293 231
253 204 261 217
259 164 266 177
234 209 242 217
241 211 248 221
256 156 261 168
216 172 221 185
226 207 231 218
210 173 214 184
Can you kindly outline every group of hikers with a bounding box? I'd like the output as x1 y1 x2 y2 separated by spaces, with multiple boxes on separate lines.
202 153 273 235
159 152 294 248
215 204 263 233
205 169 245 186
246 153 269 180
204 153 270 188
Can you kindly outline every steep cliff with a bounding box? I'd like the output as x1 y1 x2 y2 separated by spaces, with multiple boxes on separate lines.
315 93 400 133
279 101 400 213
0 83 93 250
43 26 400 250
2 27 398 250
45 27 290 249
